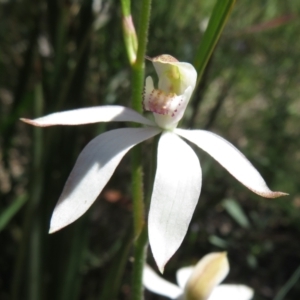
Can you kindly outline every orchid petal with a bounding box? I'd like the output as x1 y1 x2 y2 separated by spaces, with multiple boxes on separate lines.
143 265 182 299
151 55 197 94
208 284 254 300
175 129 287 198
21 105 155 127
49 127 160 233
184 252 229 300
148 132 202 272
176 266 194 289
143 76 194 130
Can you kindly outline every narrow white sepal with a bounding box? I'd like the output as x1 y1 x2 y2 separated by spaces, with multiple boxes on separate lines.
49 127 160 233
143 265 182 299
21 105 155 127
149 132 202 272
175 129 287 198
176 266 194 289
208 284 254 300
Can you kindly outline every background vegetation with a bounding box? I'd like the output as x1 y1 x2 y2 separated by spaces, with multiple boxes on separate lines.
0 0 300 299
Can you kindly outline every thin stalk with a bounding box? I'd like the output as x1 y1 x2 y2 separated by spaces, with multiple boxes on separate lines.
130 0 152 236
130 0 152 299
99 224 133 300
28 83 44 300
131 136 159 300
131 225 148 300
131 147 145 238
55 28 92 110
50 5 68 100
145 135 159 210
120 0 130 16
274 264 300 300
0 195 27 232
58 216 88 300
131 0 152 113
12 83 44 300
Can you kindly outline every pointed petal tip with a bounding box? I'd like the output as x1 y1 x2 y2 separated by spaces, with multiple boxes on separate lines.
158 265 165 274
255 190 289 198
20 118 33 124
149 132 201 276
20 118 47 127
153 254 166 274
220 251 228 258
48 227 55 234
48 225 60 234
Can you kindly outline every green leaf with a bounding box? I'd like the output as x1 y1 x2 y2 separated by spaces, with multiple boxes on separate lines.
193 0 236 86
222 198 250 229
0 195 27 232
274 264 300 300
208 235 228 248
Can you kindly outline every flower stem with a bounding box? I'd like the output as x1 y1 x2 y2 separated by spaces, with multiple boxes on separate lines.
130 0 152 237
131 147 145 239
130 0 152 299
131 0 152 113
131 225 148 300
130 0 151 231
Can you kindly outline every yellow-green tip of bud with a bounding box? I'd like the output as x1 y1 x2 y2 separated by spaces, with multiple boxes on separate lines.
184 252 229 300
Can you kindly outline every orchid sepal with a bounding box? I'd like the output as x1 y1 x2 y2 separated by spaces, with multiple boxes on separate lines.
175 129 288 198
20 105 155 127
49 127 160 233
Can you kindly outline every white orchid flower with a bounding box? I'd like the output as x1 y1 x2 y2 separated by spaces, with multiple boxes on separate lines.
21 54 286 272
143 252 254 300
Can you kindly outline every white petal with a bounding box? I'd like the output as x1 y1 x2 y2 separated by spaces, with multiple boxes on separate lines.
143 264 182 299
176 266 194 289
153 87 193 130
184 252 229 300
148 132 202 272
49 127 160 233
21 105 155 127
143 76 194 130
208 284 254 300
175 129 287 198
151 55 197 94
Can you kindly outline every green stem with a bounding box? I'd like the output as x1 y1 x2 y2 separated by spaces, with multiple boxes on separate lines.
145 134 159 209
132 0 152 113
28 83 44 300
120 0 130 16
130 0 152 299
51 5 68 99
130 0 152 236
131 147 145 238
135 0 152 68
12 83 44 300
58 216 88 300
274 264 300 300
131 226 148 300
99 224 133 300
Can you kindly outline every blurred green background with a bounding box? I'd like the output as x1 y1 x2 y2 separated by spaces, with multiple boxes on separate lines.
0 0 300 299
